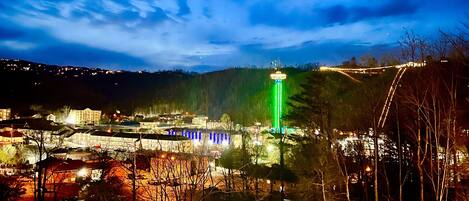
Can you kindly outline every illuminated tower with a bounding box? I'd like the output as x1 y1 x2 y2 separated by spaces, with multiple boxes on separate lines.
270 70 286 133
270 66 287 196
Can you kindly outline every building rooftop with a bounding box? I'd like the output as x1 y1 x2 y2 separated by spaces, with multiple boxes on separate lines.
37 158 86 171
0 118 61 131
89 130 190 141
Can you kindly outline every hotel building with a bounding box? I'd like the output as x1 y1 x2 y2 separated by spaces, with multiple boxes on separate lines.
0 108 11 121
66 108 101 125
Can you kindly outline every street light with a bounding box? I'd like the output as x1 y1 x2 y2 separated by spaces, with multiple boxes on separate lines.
365 165 372 173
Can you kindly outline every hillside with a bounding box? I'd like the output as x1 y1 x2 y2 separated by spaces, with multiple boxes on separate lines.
0 59 310 124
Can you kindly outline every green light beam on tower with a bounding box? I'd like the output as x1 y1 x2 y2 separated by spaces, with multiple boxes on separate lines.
270 70 286 133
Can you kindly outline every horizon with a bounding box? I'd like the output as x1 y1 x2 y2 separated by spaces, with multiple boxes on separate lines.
0 0 467 71
1 57 317 73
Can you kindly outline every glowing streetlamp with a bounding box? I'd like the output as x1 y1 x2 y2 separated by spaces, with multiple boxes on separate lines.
365 166 372 173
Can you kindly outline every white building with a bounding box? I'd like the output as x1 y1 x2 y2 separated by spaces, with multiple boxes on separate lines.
66 108 101 125
66 130 192 153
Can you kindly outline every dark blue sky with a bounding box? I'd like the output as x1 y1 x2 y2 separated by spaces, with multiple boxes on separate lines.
0 0 467 71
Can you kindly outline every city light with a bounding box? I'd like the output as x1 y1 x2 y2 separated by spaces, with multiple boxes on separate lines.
77 168 88 177
270 70 287 80
365 166 372 172
65 115 76 124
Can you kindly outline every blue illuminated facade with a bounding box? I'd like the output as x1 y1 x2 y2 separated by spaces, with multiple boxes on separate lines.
167 129 231 145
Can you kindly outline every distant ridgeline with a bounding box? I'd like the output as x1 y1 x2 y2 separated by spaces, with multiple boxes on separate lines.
0 59 310 124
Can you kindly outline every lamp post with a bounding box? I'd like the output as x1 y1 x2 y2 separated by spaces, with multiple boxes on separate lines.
270 69 286 196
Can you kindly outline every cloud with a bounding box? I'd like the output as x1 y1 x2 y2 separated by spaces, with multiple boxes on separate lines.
102 0 126 14
0 0 466 70
248 0 419 29
0 40 36 50
0 38 150 70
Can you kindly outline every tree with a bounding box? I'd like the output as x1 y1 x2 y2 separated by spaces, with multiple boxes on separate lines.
286 71 362 200
0 144 25 165
220 113 232 130
393 26 469 201
288 137 343 201
0 175 25 201
28 130 57 201
219 148 243 192
380 53 401 66
81 176 129 201
360 54 378 67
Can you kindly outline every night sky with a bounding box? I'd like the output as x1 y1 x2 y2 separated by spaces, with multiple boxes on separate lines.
0 0 467 71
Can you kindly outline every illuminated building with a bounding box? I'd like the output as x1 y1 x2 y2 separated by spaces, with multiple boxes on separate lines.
166 128 240 149
35 158 106 199
67 130 192 152
0 129 23 144
66 108 101 125
0 108 11 121
270 70 286 132
150 152 209 186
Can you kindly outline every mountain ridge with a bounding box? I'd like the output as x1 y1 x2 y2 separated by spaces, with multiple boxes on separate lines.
0 58 310 124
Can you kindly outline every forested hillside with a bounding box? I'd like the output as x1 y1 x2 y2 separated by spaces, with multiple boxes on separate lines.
0 59 309 123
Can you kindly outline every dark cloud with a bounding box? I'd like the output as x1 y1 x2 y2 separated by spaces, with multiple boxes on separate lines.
341 0 419 24
177 0 190 16
58 1 170 28
249 0 419 29
248 3 318 30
